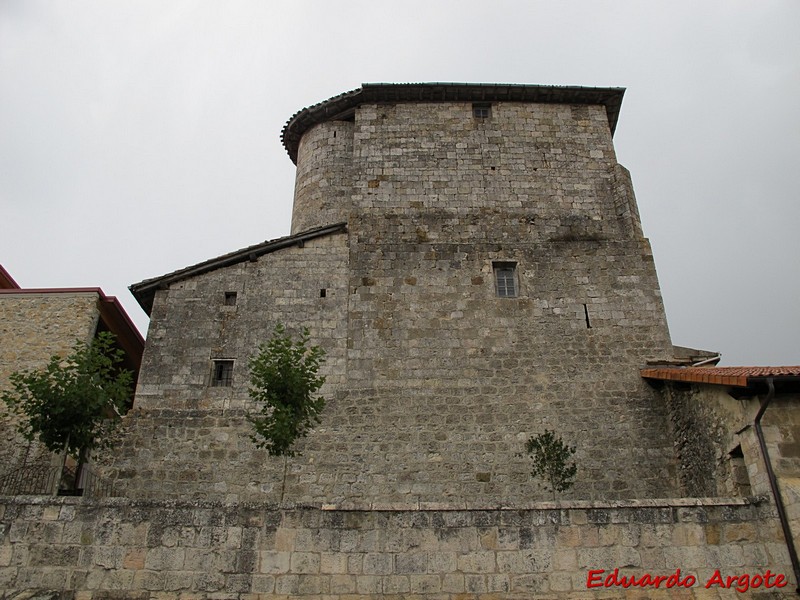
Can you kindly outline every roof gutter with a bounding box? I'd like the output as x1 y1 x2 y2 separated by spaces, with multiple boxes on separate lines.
691 353 722 367
753 377 800 593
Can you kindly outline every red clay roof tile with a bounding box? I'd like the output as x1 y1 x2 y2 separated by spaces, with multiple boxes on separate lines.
641 366 800 387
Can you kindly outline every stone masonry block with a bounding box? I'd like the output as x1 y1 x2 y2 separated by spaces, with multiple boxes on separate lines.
394 552 427 574
362 552 392 575
329 573 356 594
356 574 383 594
290 551 320 574
144 547 185 571
383 574 410 593
320 551 348 574
457 551 496 573
259 551 290 574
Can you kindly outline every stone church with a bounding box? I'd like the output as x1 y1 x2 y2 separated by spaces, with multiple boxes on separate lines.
1 83 799 598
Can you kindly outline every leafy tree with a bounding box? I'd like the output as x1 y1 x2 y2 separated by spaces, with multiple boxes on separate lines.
525 429 577 498
0 332 134 489
248 324 326 457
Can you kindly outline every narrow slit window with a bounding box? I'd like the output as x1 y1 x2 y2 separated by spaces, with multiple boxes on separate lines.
320 288 327 298
212 360 234 387
224 292 237 306
493 262 517 297
584 303 592 328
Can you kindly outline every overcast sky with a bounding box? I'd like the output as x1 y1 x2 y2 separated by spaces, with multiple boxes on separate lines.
1 1 798 366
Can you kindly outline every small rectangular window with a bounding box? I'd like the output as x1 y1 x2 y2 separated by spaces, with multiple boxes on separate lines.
473 103 491 119
212 360 234 387
493 262 517 297
224 292 237 306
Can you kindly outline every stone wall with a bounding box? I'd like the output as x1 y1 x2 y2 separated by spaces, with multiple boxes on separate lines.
132 232 350 413
342 215 676 502
664 382 800 569
291 121 354 234
336 100 675 502
101 230 679 504
762 397 800 541
0 496 793 599
663 384 746 497
0 293 100 477
663 383 800 497
350 102 624 237
106 97 681 504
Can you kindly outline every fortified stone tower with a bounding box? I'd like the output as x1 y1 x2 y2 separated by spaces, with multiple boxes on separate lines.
7 84 796 600
118 83 677 504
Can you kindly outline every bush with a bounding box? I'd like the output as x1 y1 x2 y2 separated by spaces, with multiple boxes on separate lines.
525 429 577 497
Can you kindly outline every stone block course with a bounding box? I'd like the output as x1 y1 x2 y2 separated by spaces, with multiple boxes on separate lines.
0 497 795 598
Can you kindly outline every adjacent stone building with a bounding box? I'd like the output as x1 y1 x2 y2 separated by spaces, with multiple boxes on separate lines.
1 84 798 598
0 265 144 494
642 364 800 588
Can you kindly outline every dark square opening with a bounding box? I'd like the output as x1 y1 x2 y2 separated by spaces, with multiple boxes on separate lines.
212 360 234 387
473 103 491 119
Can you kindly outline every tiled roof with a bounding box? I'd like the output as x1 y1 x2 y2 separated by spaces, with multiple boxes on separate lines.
641 366 800 387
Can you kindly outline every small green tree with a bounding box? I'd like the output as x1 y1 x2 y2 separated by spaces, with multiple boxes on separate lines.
248 324 326 457
525 429 577 498
0 332 134 490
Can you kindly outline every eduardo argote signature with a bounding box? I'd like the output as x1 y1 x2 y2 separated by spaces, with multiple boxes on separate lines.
587 568 789 593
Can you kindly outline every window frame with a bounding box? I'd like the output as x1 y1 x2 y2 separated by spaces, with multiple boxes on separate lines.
472 102 491 119
493 261 518 298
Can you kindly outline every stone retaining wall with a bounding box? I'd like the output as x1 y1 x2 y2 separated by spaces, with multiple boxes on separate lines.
0 496 794 598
